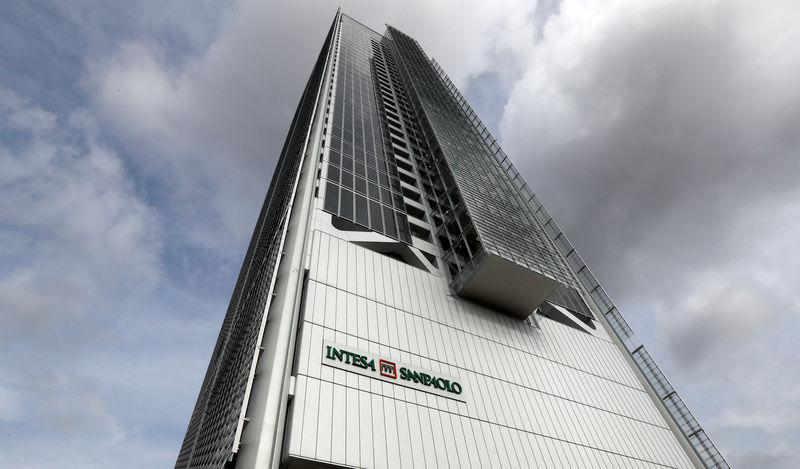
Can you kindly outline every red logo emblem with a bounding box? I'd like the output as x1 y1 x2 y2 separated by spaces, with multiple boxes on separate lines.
379 359 397 379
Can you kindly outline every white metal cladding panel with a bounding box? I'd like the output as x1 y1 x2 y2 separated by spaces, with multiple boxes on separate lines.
286 230 695 468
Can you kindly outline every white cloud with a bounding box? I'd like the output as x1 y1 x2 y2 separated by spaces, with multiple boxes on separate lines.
7 1 551 467
0 384 26 423
83 0 542 251
81 0 800 465
496 0 800 465
721 406 799 434
93 42 177 136
0 89 161 341
3 0 798 466
666 281 772 368
0 87 165 466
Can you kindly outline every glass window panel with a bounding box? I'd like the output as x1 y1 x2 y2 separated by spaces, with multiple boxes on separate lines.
340 188 354 221
340 170 353 189
355 177 367 195
355 194 369 226
329 149 341 166
326 164 339 183
383 206 397 239
380 187 392 205
397 214 412 244
354 163 366 177
369 200 383 232
323 183 338 213
368 182 380 200
392 192 404 208
341 156 353 172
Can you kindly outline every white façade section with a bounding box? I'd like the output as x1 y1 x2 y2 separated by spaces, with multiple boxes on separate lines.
234 13 342 469
282 222 700 468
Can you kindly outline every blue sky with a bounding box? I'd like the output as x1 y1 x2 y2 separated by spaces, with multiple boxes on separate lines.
1 0 798 467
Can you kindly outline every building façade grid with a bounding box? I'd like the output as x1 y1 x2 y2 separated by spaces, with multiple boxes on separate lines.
175 10 730 469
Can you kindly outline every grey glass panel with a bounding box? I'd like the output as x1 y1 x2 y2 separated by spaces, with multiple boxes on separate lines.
386 25 578 291
383 206 397 238
327 164 339 183
340 170 353 189
341 156 353 172
354 176 366 194
355 194 369 226
340 188 353 221
321 16 413 244
368 182 380 200
329 149 341 165
369 199 383 232
546 284 594 320
324 183 339 213
397 214 411 244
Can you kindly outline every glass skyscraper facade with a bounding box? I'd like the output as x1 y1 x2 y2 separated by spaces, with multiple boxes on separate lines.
176 11 729 469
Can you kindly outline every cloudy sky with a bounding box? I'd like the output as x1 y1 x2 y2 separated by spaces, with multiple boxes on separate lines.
1 0 798 467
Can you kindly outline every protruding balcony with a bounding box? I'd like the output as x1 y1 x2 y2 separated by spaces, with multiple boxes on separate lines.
455 252 560 319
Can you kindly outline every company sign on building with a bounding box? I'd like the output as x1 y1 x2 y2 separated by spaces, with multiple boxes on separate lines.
321 341 466 402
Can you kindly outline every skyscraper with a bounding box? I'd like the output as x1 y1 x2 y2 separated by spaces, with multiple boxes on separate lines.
176 10 729 469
